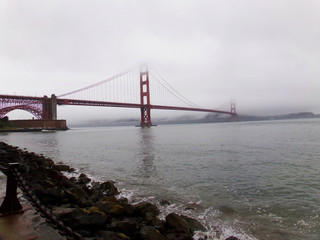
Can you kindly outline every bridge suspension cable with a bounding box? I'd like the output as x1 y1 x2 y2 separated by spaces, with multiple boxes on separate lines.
149 68 202 109
54 64 234 116
57 66 138 98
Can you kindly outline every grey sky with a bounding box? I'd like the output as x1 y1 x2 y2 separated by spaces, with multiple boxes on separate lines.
1 0 320 122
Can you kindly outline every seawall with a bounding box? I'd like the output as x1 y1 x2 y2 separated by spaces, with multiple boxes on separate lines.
4 119 68 131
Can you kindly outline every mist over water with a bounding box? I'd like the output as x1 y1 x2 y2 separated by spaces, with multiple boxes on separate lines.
1 119 320 240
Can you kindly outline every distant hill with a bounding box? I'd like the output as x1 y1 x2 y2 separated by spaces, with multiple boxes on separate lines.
69 112 320 127
236 112 320 122
160 112 320 124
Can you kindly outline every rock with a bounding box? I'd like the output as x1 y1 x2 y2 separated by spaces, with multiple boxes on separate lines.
41 186 66 205
69 177 77 183
165 232 194 240
54 206 108 231
97 231 130 240
115 201 135 216
165 213 206 235
134 202 160 218
44 168 64 181
160 199 171 206
118 197 129 204
57 176 76 188
83 206 106 215
52 206 80 226
95 200 126 216
64 186 90 207
76 212 107 230
78 173 91 184
91 181 100 188
26 167 46 182
52 164 74 172
110 218 139 236
46 186 64 197
132 202 163 227
179 215 206 232
99 181 119 196
225 237 240 240
53 206 79 218
165 213 192 236
140 226 166 240
30 182 45 196
38 157 55 168
77 183 92 196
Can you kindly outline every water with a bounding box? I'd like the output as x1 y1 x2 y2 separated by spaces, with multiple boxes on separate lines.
1 119 320 240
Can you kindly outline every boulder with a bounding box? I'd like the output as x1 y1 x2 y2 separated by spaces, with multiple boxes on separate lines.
165 213 192 236
134 202 160 218
78 173 91 184
75 212 107 230
64 186 90 207
41 186 66 205
160 199 171 206
179 215 206 232
165 232 194 240
95 200 126 216
53 206 79 218
57 176 76 188
110 218 139 236
38 157 55 168
99 181 119 196
30 182 45 197
52 164 74 172
52 206 80 226
140 226 166 240
97 231 130 240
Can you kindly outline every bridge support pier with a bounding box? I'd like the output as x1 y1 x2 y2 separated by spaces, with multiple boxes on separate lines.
140 106 152 127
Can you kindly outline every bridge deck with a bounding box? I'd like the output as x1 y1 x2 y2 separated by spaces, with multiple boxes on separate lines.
57 98 234 115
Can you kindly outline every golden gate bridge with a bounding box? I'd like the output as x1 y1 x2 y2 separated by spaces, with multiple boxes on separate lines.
0 65 237 127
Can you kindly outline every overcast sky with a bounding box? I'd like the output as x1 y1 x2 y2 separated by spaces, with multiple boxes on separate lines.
1 0 320 123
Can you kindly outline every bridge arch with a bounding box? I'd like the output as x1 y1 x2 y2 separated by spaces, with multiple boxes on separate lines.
0 105 43 119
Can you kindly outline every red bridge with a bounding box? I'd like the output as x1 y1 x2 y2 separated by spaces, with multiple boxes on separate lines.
0 65 237 127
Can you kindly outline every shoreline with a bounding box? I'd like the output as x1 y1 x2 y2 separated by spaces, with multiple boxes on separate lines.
0 141 239 240
0 128 68 133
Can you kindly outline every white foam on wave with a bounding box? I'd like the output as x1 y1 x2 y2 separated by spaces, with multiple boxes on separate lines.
193 224 257 240
62 167 112 188
62 169 81 179
194 207 257 240
116 188 135 201
115 186 257 240
116 187 156 204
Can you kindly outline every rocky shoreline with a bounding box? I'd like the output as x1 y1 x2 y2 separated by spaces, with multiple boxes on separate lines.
0 141 239 240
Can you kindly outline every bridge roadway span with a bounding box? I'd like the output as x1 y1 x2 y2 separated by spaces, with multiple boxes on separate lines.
0 94 236 127
57 98 234 115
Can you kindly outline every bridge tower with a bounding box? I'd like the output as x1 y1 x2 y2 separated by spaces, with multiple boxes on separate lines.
231 101 237 121
42 94 57 120
140 65 152 127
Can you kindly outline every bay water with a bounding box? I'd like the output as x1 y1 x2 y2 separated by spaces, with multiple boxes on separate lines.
1 119 319 239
